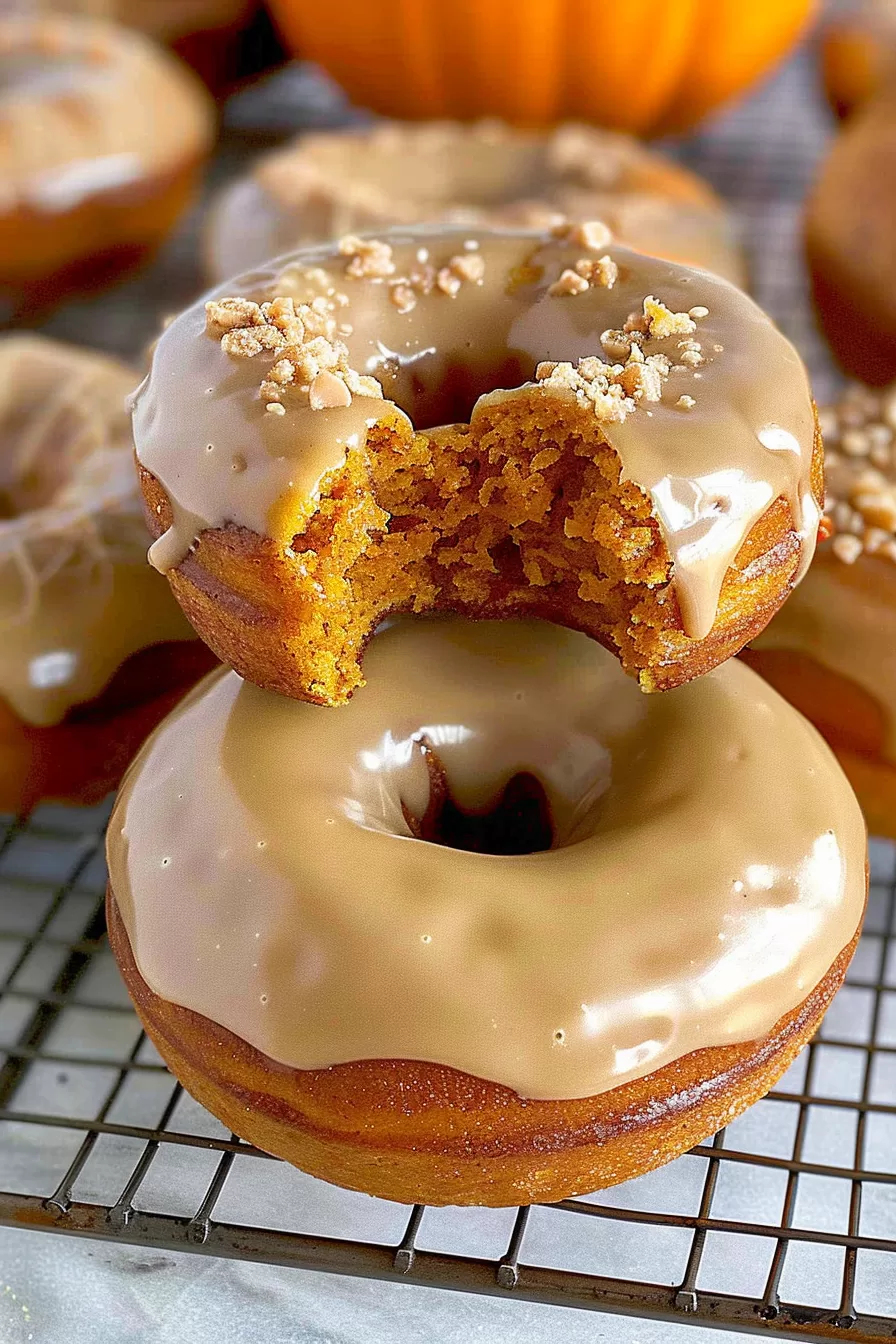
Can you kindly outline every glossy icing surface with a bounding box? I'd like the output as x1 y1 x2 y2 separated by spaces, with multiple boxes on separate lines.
134 226 818 642
109 617 866 1101
0 335 196 726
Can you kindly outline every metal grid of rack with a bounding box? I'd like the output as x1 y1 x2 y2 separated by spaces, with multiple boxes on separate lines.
0 802 893 1343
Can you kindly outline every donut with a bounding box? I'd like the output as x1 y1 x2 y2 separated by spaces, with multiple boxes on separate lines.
205 122 746 287
806 93 896 384
0 334 215 814
821 0 896 120
133 224 823 707
0 15 215 317
106 616 867 1207
745 380 896 839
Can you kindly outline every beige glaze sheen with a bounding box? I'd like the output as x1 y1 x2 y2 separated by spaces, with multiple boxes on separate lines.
0 15 213 213
108 617 866 1102
132 226 818 642
0 335 196 726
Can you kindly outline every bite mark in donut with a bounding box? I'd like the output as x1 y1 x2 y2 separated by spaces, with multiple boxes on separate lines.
134 226 822 706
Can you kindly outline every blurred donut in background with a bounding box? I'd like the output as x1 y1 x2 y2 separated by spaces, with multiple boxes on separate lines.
206 122 746 287
745 380 896 839
821 0 896 118
0 14 215 318
806 91 896 383
0 334 215 814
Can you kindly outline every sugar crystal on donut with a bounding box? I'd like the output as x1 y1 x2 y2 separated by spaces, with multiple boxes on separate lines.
133 225 822 707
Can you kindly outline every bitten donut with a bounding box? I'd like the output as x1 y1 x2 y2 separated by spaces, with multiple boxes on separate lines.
806 93 896 384
106 616 867 1207
746 381 896 839
205 122 746 287
0 335 214 814
134 225 822 706
0 15 215 316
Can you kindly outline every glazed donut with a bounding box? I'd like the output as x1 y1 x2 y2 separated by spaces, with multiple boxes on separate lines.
106 616 867 1207
134 225 823 707
745 381 896 839
0 335 215 814
806 93 896 385
205 122 746 287
0 15 215 316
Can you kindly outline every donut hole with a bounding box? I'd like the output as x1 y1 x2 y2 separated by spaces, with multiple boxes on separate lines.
344 688 616 858
402 738 554 855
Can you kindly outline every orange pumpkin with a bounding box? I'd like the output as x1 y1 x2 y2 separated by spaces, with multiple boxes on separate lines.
268 0 817 134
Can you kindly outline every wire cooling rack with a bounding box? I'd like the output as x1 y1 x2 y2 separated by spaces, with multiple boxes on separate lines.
0 804 894 1343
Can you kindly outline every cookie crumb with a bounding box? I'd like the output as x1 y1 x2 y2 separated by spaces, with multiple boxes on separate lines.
207 285 384 412
569 220 613 251
642 296 699 339
339 234 396 279
819 382 896 563
832 534 863 564
548 268 590 297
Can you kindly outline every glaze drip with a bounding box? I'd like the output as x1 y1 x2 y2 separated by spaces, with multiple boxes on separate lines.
133 226 818 645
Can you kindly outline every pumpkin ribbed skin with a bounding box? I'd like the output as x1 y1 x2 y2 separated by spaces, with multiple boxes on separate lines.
268 0 816 134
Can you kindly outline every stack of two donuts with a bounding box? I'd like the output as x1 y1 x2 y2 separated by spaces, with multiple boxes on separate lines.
107 223 867 1207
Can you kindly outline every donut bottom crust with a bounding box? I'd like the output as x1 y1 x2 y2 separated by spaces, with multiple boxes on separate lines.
743 646 896 842
107 890 862 1208
0 640 215 816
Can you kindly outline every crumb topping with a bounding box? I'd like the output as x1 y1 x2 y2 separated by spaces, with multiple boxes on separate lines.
536 294 709 419
205 247 710 427
339 234 486 314
339 235 397 279
206 294 384 411
552 219 614 252
819 383 896 564
549 255 618 296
